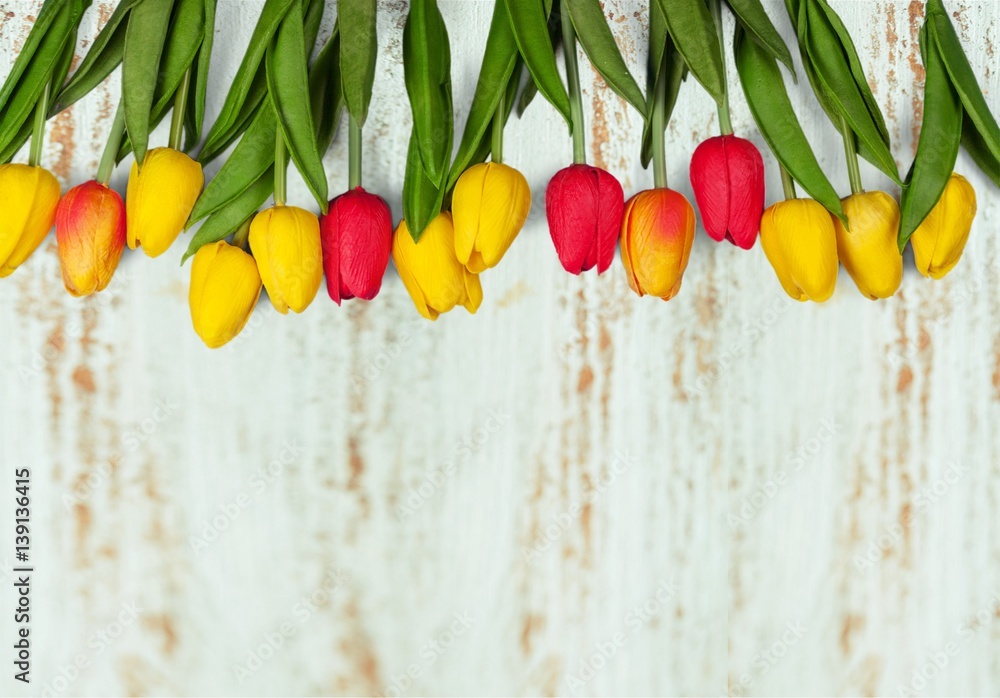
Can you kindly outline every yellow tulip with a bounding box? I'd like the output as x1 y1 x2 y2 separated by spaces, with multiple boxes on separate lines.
189 241 262 348
249 205 323 314
834 191 902 300
452 162 531 272
619 188 695 301
126 147 203 257
760 199 839 302
392 213 483 320
911 173 977 279
0 164 61 277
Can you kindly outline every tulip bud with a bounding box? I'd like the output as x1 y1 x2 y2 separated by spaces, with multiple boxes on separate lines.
545 163 624 274
833 191 902 300
689 135 765 249
249 205 323 314
392 213 483 321
619 188 696 301
319 187 392 304
0 164 61 277
55 180 127 297
452 162 532 272
760 199 839 302
126 147 203 258
911 173 977 279
189 241 262 349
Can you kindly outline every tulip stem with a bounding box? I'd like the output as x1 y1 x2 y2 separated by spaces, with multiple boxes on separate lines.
349 114 362 189
651 64 668 189
561 8 586 165
780 165 797 200
711 0 734 136
97 102 127 186
232 218 252 250
839 114 864 195
274 130 287 206
169 69 191 152
492 90 504 165
28 81 51 167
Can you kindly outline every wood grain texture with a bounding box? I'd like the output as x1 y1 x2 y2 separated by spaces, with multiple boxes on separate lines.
0 1 998 696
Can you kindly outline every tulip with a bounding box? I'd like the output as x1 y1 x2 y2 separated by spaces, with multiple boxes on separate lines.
392 213 482 321
55 180 127 297
452 162 532 272
249 205 323 314
545 163 624 274
319 187 392 304
689 135 765 249
0 164 61 277
759 199 839 302
126 147 203 258
619 189 696 301
189 240 262 349
833 191 902 300
911 173 977 279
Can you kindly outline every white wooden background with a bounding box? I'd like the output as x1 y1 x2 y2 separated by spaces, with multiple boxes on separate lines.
1 0 998 695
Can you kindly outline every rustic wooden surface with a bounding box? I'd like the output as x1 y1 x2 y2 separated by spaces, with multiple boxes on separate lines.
1 0 998 695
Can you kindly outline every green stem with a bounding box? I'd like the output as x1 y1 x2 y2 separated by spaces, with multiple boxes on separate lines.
274 129 287 206
711 0 733 136
651 69 668 189
96 102 127 186
232 218 252 250
780 165 797 200
28 81 51 167
561 8 586 165
349 114 362 189
839 114 863 194
169 69 191 151
492 90 504 165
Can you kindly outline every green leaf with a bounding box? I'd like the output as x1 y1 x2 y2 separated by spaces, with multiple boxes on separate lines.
402 131 445 240
641 0 686 169
266 0 328 211
926 3 1000 166
149 0 205 119
201 0 297 161
0 118 33 164
961 110 1000 188
656 0 725 103
185 0 217 149
898 23 963 251
310 24 344 154
506 0 572 126
734 24 846 223
447 0 519 191
564 0 645 117
339 0 378 125
123 0 174 165
725 0 796 76
52 0 143 112
402 0 453 187
182 169 274 263
189 99 277 225
0 0 67 111
0 0 74 152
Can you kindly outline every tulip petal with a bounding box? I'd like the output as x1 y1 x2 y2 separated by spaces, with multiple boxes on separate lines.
620 189 695 300
127 148 204 258
912 173 977 279
0 165 61 277
834 191 902 300
760 199 839 302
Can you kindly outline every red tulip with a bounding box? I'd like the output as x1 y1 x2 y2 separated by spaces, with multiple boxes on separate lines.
689 134 765 249
319 187 392 304
55 180 126 297
545 164 624 274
